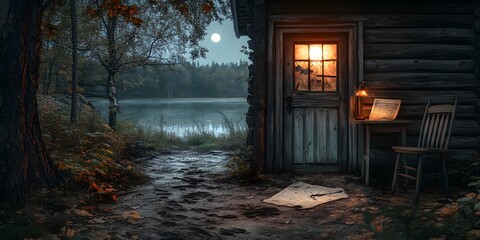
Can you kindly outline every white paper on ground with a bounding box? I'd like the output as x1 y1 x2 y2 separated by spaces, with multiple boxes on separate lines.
263 181 348 209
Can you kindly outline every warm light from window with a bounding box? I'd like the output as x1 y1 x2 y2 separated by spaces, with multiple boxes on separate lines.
294 43 337 92
309 45 322 60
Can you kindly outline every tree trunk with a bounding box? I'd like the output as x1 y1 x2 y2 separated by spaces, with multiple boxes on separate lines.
45 58 55 94
70 0 78 123
106 16 118 128
0 0 58 204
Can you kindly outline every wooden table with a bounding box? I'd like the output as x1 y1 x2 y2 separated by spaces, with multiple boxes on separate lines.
354 120 412 185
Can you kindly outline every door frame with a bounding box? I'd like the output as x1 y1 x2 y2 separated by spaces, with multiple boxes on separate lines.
266 20 364 173
284 33 348 173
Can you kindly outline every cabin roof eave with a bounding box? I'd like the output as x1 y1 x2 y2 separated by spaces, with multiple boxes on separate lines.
230 0 253 38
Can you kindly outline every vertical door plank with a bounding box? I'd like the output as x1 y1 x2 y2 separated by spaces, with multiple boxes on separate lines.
305 109 315 164
327 109 338 165
294 109 304 164
315 109 327 164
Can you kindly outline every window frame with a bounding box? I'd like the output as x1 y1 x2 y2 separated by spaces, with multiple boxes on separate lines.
292 41 339 93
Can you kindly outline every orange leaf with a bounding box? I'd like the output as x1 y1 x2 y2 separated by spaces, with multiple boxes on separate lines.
179 6 189 15
74 209 94 217
111 194 118 201
66 228 75 238
90 182 100 191
57 162 67 170
436 204 458 217
131 17 142 26
201 2 212 13
122 211 141 220
129 6 138 15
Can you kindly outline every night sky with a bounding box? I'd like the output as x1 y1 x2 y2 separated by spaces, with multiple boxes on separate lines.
195 19 250 65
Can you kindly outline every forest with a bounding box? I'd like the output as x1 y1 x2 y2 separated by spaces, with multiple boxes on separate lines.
39 0 247 100
68 61 249 99
117 61 249 98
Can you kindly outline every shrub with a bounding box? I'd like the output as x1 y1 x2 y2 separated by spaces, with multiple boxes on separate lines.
38 95 148 202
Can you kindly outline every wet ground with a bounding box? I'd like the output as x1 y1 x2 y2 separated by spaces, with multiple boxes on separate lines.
70 151 457 240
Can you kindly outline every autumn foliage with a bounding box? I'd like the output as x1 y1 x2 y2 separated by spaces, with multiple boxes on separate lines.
86 0 142 26
85 0 217 27
38 95 147 202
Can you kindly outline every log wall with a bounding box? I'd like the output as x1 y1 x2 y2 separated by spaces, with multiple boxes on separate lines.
245 0 267 173
238 0 480 173
358 3 479 166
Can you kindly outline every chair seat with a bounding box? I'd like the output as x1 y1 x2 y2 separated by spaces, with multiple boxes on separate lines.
392 146 450 154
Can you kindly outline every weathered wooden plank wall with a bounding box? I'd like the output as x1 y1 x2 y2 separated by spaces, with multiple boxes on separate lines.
264 0 480 173
359 3 479 165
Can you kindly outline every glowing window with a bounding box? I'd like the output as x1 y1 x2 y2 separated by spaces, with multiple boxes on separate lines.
294 43 337 92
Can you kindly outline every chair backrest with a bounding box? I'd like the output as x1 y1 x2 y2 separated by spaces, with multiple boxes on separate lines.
417 97 457 149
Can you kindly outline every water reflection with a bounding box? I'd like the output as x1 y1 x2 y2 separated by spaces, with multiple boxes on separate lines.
88 98 248 137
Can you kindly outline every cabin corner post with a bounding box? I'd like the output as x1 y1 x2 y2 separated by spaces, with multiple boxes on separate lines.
474 3 480 152
245 0 267 173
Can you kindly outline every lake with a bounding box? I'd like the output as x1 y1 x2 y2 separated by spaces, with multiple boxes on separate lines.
88 98 248 136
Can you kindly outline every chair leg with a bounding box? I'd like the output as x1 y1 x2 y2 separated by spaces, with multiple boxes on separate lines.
391 152 401 195
414 156 423 202
442 153 451 198
402 158 408 188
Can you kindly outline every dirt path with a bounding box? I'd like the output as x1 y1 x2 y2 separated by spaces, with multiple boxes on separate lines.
71 151 453 240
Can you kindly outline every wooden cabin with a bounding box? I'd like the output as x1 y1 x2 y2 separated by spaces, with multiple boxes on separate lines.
231 0 480 177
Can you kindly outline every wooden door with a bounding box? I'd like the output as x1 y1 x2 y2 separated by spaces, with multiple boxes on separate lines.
283 33 348 172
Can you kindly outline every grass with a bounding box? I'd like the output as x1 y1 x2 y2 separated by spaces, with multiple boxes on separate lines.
38 94 250 198
38 94 149 202
0 94 251 239
116 111 248 152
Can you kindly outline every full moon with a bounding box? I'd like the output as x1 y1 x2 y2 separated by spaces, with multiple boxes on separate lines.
211 33 221 43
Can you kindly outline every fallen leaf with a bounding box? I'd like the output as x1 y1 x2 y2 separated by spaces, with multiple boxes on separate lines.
344 220 356 225
122 211 141 220
74 209 94 217
369 218 383 232
435 204 458 217
95 231 112 240
90 182 100 192
65 228 75 238
83 206 96 212
100 207 114 212
466 229 480 239
88 218 106 224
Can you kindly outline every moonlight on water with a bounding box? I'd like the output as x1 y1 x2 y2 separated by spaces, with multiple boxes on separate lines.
211 33 221 43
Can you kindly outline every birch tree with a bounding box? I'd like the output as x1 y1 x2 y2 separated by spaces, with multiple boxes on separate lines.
83 0 229 128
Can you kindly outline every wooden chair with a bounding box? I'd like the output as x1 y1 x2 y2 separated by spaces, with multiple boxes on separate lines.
390 98 457 202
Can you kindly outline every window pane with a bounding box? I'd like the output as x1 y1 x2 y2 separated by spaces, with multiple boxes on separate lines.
324 60 337 76
323 44 337 60
294 61 309 91
294 44 309 60
324 77 337 91
309 44 322 60
310 61 323 91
